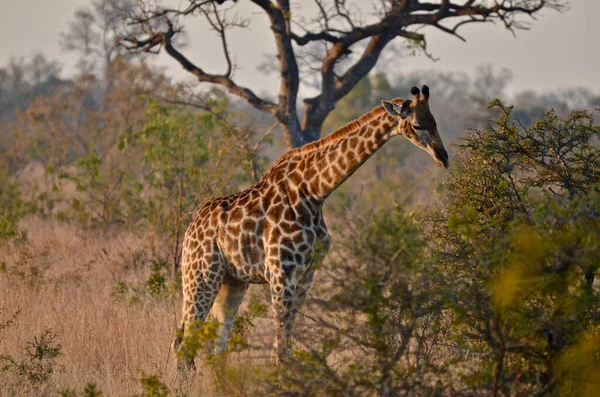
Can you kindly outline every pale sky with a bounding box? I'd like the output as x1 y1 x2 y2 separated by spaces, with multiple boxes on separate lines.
1 0 598 97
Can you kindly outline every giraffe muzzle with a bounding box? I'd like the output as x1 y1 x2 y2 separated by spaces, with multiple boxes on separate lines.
434 148 449 169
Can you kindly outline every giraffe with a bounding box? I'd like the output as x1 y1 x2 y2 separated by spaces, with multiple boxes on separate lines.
173 85 448 371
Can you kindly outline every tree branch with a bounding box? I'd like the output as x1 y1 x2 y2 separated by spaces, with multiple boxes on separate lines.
120 17 276 115
249 0 304 146
119 0 565 147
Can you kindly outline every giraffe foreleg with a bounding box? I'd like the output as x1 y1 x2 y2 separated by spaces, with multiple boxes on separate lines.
289 232 331 328
268 260 297 365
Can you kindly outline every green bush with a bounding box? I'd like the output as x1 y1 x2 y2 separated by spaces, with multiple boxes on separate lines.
270 103 600 396
0 328 63 389
0 166 27 243
428 102 600 395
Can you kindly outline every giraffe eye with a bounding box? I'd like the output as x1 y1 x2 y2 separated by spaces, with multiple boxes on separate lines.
413 124 426 131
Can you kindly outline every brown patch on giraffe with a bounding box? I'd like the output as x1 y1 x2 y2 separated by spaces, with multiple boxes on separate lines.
186 238 199 251
298 182 310 197
331 164 343 179
292 231 305 245
280 248 295 264
297 158 307 172
267 203 284 221
304 167 317 180
236 193 249 206
339 156 347 170
247 204 263 219
358 140 366 154
296 207 311 225
288 171 303 185
363 125 373 136
229 224 242 237
227 236 240 251
283 207 296 222
281 221 298 235
327 151 337 164
270 225 282 242
260 195 271 211
273 169 285 183
347 155 359 169
310 178 320 194
367 140 376 152
305 229 316 245
287 188 298 204
272 191 285 204
265 184 276 198
298 243 310 252
242 219 257 232
346 150 357 162
312 151 325 163
341 139 348 152
323 168 333 184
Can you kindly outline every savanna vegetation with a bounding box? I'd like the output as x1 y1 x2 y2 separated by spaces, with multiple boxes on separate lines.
1 0 599 396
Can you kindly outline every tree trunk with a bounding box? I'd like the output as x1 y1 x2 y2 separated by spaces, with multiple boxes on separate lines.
280 115 323 149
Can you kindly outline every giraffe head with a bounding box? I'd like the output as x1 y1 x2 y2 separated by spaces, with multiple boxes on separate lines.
382 85 449 168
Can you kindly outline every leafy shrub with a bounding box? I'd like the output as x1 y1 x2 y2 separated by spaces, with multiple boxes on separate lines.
269 103 600 396
0 167 27 243
0 328 62 388
427 102 600 395
58 383 103 397
138 372 170 397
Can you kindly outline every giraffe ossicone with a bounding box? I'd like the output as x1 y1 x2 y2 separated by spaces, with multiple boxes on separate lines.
173 85 448 372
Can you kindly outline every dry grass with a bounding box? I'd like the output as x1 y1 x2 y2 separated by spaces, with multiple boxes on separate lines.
0 217 274 396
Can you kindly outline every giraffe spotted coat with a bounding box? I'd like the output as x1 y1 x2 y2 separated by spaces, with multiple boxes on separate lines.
173 85 448 370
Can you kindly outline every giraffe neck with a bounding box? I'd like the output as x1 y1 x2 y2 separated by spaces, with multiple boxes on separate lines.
297 106 399 202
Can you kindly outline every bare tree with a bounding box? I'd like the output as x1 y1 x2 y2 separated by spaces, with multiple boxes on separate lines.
119 0 565 148
61 0 137 80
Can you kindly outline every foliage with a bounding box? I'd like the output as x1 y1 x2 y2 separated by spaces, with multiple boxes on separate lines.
232 294 269 346
267 102 600 396
2 42 600 395
138 372 170 397
0 328 63 389
427 102 600 395
111 259 172 304
176 319 220 365
9 57 261 273
117 95 257 271
58 383 103 397
0 166 27 242
271 208 447 396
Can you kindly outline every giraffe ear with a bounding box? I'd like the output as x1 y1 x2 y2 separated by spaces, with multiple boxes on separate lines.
382 100 412 119
382 101 397 116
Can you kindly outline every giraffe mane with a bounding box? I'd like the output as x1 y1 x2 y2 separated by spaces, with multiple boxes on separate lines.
264 99 405 176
